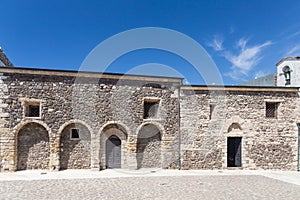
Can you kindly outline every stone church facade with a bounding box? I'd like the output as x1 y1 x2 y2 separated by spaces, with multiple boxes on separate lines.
0 50 299 172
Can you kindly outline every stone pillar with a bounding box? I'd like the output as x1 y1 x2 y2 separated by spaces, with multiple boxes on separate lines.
0 77 15 171
90 134 100 171
0 127 16 171
49 137 60 171
127 137 137 170
161 136 178 169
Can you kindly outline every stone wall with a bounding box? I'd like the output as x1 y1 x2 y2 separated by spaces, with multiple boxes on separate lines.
0 70 180 171
180 88 300 170
0 75 11 171
137 124 161 169
17 122 50 170
1 67 299 172
60 123 91 169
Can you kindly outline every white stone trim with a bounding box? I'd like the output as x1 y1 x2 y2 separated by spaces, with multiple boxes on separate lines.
14 119 51 135
264 99 284 102
19 98 45 119
98 121 129 169
221 117 250 169
98 121 130 137
58 119 93 137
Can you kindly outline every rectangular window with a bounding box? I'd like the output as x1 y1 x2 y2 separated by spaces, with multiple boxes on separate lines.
25 103 41 118
209 104 215 120
144 100 159 119
266 102 278 118
70 128 80 140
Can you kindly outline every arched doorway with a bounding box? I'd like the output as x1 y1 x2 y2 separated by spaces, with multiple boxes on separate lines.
100 123 128 169
106 135 121 168
17 122 50 170
59 123 91 169
227 137 242 167
137 124 161 169
227 123 242 167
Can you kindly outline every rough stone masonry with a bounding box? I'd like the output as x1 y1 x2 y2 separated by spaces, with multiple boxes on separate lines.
0 56 300 172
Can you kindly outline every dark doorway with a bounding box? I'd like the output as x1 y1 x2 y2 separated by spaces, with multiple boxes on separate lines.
227 137 242 167
106 135 121 168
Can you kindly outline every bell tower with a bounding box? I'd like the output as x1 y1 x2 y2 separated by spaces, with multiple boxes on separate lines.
276 56 300 87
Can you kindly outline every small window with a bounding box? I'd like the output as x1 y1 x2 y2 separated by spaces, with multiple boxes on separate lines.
282 66 291 85
284 71 291 85
25 103 40 118
266 102 278 118
144 100 159 119
70 128 80 140
209 104 215 120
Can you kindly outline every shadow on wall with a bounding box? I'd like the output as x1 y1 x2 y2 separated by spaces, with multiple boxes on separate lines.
60 123 91 170
17 123 50 170
136 124 161 169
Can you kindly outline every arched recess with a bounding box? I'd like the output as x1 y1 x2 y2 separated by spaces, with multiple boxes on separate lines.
16 121 51 170
99 122 128 169
136 123 162 169
59 121 91 169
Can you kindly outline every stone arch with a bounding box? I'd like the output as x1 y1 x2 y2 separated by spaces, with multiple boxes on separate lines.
14 119 51 135
223 116 249 135
136 121 165 139
228 123 242 133
99 121 130 138
136 123 163 169
58 119 93 137
99 122 128 169
59 120 91 170
15 121 51 170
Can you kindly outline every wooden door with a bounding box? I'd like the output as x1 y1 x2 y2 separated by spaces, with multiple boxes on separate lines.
106 136 121 168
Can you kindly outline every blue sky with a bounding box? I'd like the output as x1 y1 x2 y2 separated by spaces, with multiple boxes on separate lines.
1 0 300 85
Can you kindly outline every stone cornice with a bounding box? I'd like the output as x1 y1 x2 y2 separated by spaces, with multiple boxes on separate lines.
181 85 299 93
0 66 183 84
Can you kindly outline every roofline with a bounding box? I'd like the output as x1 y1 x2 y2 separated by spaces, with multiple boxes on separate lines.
181 85 299 93
276 56 300 66
0 66 183 83
0 49 13 67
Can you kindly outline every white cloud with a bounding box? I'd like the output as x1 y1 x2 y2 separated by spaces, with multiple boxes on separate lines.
207 35 224 51
288 30 300 39
236 38 248 50
286 44 300 55
224 40 272 80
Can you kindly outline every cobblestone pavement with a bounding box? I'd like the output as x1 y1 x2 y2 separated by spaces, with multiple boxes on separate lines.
1 173 300 199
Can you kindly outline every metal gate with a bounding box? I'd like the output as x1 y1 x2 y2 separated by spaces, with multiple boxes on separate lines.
106 135 121 168
227 137 242 167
